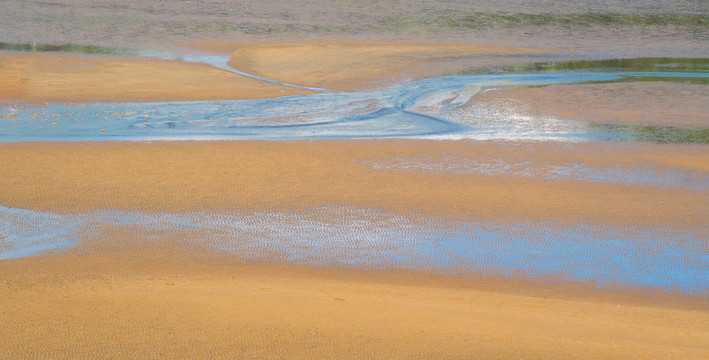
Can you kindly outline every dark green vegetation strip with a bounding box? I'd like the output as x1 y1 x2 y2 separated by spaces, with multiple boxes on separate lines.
460 58 709 75
589 123 709 144
0 42 127 55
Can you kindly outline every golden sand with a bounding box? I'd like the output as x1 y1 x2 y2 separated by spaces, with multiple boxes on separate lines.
0 53 311 104
1 40 707 358
0 140 706 228
1 139 707 358
225 41 547 91
1 231 707 359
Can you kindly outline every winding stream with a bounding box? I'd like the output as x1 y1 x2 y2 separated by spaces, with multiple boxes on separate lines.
1 50 707 142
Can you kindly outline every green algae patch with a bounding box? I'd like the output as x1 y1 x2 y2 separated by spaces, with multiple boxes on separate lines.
589 123 709 144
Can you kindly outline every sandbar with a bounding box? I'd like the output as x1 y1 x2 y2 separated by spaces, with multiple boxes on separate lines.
0 41 548 104
0 140 706 228
0 53 312 104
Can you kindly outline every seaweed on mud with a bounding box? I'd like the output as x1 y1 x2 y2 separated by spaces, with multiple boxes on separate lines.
588 123 709 144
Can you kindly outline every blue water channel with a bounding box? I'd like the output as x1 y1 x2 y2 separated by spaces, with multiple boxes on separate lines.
2 65 706 142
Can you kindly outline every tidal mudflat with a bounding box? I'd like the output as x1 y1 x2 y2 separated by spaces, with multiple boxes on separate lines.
2 1 709 358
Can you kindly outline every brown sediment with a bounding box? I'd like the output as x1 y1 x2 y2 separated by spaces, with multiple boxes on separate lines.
474 82 709 129
1 232 707 359
0 139 706 228
225 41 548 91
0 53 312 104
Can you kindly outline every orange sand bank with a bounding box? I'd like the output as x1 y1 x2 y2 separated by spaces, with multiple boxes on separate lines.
225 41 547 91
0 140 706 228
0 53 311 104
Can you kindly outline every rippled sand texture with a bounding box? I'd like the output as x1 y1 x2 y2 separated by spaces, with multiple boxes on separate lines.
1 0 708 357
2 247 708 359
1 137 708 358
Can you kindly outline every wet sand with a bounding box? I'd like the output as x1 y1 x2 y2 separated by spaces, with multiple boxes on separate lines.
0 53 311 104
474 82 709 129
1 226 708 359
225 41 546 91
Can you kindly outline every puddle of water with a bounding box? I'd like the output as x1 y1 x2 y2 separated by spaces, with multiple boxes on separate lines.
0 207 78 260
1 205 706 294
